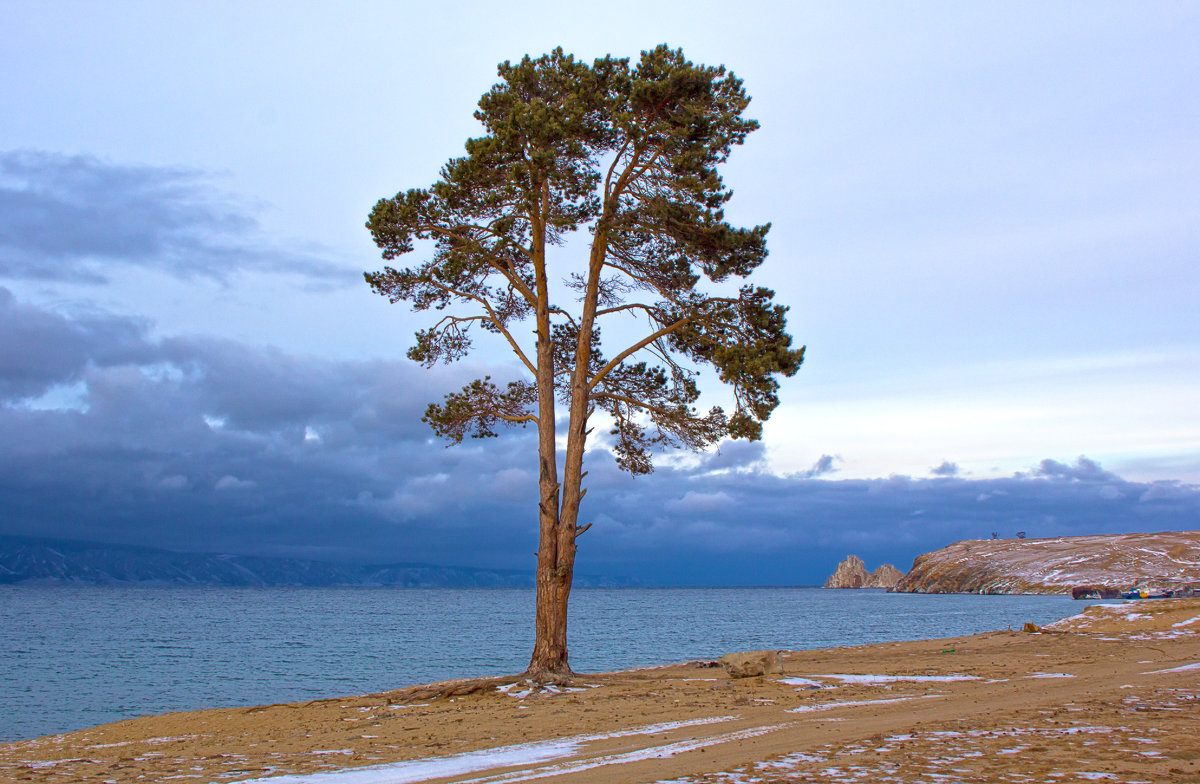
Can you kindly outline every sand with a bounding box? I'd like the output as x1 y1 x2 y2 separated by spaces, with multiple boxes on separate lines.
2 598 1197 783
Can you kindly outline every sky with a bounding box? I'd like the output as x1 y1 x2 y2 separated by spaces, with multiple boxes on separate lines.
1 1 1198 585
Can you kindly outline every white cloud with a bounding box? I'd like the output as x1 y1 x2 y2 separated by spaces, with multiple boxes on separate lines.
666 491 734 513
214 475 255 490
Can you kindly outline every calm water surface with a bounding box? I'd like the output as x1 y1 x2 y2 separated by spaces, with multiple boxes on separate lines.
0 586 1103 742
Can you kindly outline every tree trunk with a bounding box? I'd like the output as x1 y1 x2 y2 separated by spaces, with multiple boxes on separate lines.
526 182 573 682
525 224 606 681
528 447 573 680
527 557 573 681
528 415 573 679
525 405 580 681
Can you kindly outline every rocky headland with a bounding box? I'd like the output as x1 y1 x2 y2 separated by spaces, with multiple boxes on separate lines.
823 554 905 588
892 529 1200 595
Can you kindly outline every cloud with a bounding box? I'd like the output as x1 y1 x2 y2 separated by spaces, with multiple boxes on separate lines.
930 460 959 477
1138 482 1195 503
700 440 767 472
0 287 150 400
572 452 1200 584
666 490 735 513
0 150 353 284
1 289 1198 585
1033 456 1117 482
798 454 840 479
214 475 256 491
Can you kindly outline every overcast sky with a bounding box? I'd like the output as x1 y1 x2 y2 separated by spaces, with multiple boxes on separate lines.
2 1 1197 584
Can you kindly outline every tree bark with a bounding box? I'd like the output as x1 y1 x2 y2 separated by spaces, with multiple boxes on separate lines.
526 181 573 681
527 224 609 680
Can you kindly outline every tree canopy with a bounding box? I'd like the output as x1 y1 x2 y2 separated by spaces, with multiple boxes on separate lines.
366 45 803 678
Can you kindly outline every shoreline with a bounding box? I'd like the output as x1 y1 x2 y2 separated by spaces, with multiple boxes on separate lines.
3 598 1198 782
1 586 1091 744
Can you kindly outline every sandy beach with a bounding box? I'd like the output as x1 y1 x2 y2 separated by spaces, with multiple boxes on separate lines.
3 598 1198 783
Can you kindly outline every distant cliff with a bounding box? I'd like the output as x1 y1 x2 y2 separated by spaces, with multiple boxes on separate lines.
823 555 905 589
892 530 1200 595
0 536 630 587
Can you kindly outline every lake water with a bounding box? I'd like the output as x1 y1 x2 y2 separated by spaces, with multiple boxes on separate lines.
0 586 1104 742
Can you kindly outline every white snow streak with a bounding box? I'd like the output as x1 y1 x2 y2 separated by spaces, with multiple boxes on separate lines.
224 716 736 784
788 695 944 713
1146 661 1200 674
810 674 978 684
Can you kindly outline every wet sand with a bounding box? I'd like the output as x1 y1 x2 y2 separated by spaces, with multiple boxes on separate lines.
2 598 1197 783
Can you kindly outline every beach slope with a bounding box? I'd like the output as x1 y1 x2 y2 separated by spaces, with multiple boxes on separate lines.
2 598 1198 783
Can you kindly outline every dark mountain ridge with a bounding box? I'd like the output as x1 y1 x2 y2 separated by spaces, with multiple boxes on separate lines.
0 535 630 587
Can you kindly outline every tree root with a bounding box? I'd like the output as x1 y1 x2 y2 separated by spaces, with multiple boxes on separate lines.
521 664 576 686
385 675 517 702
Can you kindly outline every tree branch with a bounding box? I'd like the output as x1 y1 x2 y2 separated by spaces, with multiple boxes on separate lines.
590 390 676 418
586 315 694 392
422 279 537 375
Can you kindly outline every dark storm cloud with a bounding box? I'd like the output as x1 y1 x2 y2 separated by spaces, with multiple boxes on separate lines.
572 455 1200 585
2 289 1198 584
0 287 521 563
0 151 352 283
0 287 150 399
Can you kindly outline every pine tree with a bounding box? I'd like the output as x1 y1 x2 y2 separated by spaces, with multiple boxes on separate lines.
365 45 803 679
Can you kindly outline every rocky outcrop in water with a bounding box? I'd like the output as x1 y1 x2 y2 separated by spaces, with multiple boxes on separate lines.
823 555 906 588
891 530 1200 595
824 555 869 588
868 563 905 588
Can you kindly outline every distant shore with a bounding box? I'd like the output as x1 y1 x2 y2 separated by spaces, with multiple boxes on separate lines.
3 598 1198 783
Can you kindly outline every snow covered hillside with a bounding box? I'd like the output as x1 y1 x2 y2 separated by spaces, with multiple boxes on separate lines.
892 530 1200 594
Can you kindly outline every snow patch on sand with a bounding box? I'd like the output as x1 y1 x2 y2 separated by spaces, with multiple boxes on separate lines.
1028 672 1076 678
788 695 944 713
779 677 830 688
454 724 788 783
812 674 978 684
1146 661 1200 674
228 716 737 784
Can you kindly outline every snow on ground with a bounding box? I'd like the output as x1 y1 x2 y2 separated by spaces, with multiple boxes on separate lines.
228 717 738 784
902 530 1200 594
648 722 1176 784
808 674 979 684
447 724 790 784
779 677 827 688
788 695 944 713
1146 661 1200 674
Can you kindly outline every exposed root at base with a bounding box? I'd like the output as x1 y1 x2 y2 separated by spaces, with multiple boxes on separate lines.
521 666 576 687
386 675 516 701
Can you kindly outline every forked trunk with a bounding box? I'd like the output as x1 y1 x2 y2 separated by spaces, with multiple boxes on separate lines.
528 470 574 679
526 436 583 680
527 417 583 681
525 219 608 681
526 184 575 682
